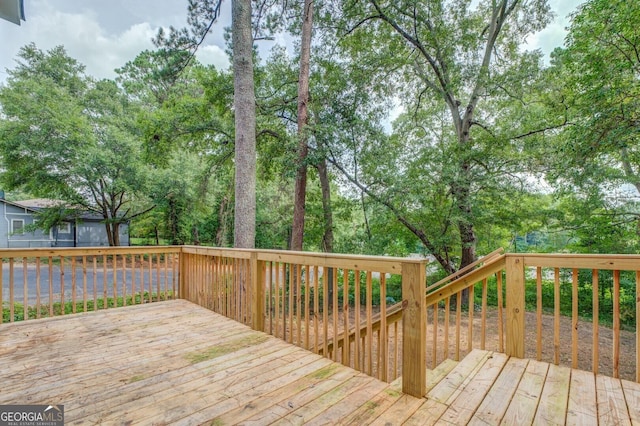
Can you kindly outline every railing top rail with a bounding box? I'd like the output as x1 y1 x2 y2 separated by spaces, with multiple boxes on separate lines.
0 246 182 258
424 254 507 307
181 245 428 274
513 253 640 271
428 247 504 291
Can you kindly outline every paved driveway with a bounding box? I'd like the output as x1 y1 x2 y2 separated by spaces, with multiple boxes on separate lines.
2 263 176 304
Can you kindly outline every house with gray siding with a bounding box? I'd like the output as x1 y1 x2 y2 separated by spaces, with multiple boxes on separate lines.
0 198 129 248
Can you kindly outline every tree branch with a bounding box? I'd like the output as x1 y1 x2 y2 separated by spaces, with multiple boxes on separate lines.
327 152 457 274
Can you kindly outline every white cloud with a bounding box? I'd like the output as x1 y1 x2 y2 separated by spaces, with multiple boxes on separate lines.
524 0 585 62
1 1 156 80
0 0 230 83
196 44 230 71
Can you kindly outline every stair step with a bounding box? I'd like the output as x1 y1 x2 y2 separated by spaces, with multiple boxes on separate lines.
427 358 459 392
388 358 459 396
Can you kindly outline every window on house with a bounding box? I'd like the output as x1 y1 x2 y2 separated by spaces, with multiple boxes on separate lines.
11 219 24 234
58 222 71 234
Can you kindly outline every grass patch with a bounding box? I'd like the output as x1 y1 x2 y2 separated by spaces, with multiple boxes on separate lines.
309 364 339 380
384 388 401 398
184 335 269 364
128 374 146 383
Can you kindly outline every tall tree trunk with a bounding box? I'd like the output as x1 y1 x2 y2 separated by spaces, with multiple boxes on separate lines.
232 0 257 249
104 222 120 246
290 0 314 251
113 223 120 246
317 158 334 253
453 120 477 306
192 225 201 245
105 223 114 246
216 194 230 247
317 157 334 302
168 196 180 245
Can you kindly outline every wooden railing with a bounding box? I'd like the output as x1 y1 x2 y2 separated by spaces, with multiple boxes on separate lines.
0 246 180 323
423 250 507 367
322 248 507 370
423 253 640 383
3 246 640 395
511 254 640 382
178 246 428 397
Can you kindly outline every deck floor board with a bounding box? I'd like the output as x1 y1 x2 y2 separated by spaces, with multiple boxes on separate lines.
1 299 639 425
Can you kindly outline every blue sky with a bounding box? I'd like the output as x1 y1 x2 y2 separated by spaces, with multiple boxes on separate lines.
0 0 584 83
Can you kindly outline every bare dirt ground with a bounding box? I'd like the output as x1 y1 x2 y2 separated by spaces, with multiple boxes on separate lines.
272 306 638 382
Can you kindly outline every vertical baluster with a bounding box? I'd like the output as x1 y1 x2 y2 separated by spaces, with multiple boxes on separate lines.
60 256 65 313
71 256 76 313
9 258 14 321
93 256 98 309
289 263 294 344
537 267 543 360
275 262 280 338
497 270 504 353
268 262 273 335
112 255 118 307
296 264 302 346
164 253 169 301
139 254 144 304
393 321 399 380
23 258 28 319
380 273 387 381
82 256 87 312
332 268 339 362
444 297 450 360
323 266 329 359
554 268 560 365
148 253 153 303
572 268 579 369
635 270 639 382
343 269 350 367
432 304 438 368
481 278 487 350
131 255 136 305
366 271 373 376
172 252 177 298
468 283 474 353
36 258 41 319
156 253 161 303
314 265 319 353
354 270 361 370
122 255 127 307
613 269 620 378
456 290 461 361
49 257 54 314
22 257 29 321
305 265 310 349
593 269 599 376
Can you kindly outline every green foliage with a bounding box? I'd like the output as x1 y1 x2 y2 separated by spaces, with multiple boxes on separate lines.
0 44 153 244
479 270 637 329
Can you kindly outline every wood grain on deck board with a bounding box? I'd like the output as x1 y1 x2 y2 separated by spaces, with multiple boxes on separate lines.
2 299 639 426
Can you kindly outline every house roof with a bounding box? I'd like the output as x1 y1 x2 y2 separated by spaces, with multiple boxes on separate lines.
0 0 25 26
3 198 128 223
13 198 66 208
3 198 101 222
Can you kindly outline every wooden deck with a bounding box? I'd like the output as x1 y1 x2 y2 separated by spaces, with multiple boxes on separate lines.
1 300 639 425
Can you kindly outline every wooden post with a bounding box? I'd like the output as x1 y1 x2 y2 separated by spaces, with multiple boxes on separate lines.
506 255 525 358
402 260 427 397
251 252 265 331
